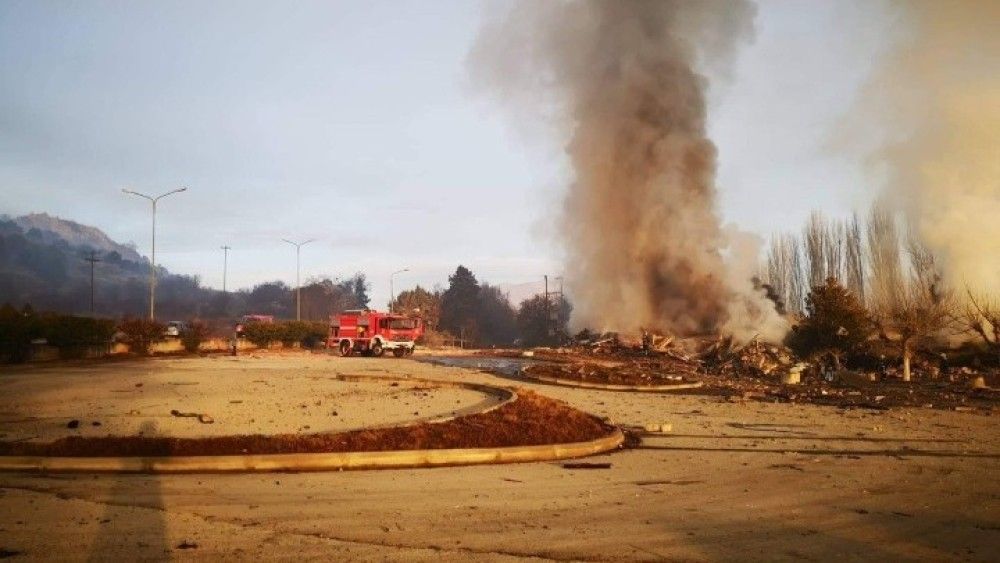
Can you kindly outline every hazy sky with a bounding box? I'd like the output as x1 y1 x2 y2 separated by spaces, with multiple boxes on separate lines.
1 1 892 308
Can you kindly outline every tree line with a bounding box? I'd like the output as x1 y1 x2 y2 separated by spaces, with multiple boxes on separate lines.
392 265 570 347
766 202 999 379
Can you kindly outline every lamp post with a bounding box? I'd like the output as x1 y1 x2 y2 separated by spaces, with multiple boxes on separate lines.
220 245 231 292
389 268 409 313
282 238 315 321
122 187 187 320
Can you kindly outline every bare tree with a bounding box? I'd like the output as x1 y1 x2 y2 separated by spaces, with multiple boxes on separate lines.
844 213 865 303
788 236 806 316
871 236 955 382
766 235 789 312
767 233 805 316
804 211 828 288
866 202 903 313
803 211 849 293
823 218 845 287
964 289 1000 367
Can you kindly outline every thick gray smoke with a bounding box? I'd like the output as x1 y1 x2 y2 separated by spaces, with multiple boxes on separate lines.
471 1 785 340
860 0 1000 298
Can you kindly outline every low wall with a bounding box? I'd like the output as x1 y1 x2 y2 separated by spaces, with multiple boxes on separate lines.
113 338 263 355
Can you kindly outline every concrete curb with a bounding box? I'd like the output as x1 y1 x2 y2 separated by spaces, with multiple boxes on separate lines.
520 373 704 393
0 374 623 473
332 373 518 427
0 428 624 474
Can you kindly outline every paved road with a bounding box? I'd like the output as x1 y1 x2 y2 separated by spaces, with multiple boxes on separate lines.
1 353 998 561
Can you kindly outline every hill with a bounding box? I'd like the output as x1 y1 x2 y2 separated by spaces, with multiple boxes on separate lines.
12 213 143 262
0 213 207 317
0 213 369 321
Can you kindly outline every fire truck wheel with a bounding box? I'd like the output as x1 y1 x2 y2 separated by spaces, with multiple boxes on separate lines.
371 341 384 357
392 348 406 358
339 341 353 357
405 346 415 356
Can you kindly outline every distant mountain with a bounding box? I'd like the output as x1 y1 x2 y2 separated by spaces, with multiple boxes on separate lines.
0 212 206 317
0 212 362 320
12 213 143 262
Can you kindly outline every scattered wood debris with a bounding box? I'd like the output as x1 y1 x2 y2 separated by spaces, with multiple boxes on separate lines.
561 462 612 470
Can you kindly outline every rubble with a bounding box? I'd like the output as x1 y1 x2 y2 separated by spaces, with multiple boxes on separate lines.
487 331 1000 412
170 409 215 424
706 337 796 379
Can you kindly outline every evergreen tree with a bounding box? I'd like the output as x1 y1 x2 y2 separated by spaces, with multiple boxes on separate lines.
392 285 442 327
440 266 481 341
517 294 572 346
476 284 518 346
787 277 872 369
351 273 370 309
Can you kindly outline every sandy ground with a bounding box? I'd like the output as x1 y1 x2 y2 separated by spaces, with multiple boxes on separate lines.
0 355 501 442
1 352 998 561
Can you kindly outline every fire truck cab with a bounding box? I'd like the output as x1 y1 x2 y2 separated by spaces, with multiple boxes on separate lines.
328 309 423 357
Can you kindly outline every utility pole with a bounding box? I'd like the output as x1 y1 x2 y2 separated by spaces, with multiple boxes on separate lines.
282 238 315 321
84 251 101 315
554 276 564 340
389 268 409 313
544 274 550 337
122 187 187 320
220 245 231 292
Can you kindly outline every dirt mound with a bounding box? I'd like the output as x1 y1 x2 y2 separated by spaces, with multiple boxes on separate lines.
0 391 614 458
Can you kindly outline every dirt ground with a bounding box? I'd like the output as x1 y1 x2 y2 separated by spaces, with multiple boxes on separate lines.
0 355 502 442
1 352 998 561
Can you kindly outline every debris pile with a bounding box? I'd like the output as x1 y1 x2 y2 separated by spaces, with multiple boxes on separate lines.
522 360 694 387
705 337 796 379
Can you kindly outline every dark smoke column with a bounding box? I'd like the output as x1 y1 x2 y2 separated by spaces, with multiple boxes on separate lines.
471 1 758 335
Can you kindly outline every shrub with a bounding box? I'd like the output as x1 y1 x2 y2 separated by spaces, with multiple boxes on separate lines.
242 321 327 348
284 321 327 348
242 322 279 348
180 320 208 353
45 315 116 359
0 304 40 363
418 327 449 347
118 317 166 356
787 278 873 369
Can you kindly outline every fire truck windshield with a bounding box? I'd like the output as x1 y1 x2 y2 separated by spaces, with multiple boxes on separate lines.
389 319 417 330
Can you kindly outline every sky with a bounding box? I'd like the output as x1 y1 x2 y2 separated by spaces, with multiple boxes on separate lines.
1 0 893 309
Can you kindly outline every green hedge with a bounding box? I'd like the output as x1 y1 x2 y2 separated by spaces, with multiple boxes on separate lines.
0 305 117 362
117 317 165 356
242 321 327 349
180 320 208 353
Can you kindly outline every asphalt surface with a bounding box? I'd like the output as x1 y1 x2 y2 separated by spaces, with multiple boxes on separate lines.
1 353 998 561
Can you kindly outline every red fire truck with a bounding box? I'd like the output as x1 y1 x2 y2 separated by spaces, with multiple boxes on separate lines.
328 310 424 357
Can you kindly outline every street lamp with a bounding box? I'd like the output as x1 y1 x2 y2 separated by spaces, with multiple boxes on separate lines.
282 238 315 321
122 187 187 320
389 268 409 313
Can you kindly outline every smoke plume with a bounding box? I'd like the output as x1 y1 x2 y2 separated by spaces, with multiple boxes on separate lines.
471 1 784 340
864 0 1000 295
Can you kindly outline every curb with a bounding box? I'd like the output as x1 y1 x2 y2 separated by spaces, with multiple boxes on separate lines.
521 373 704 393
0 374 623 474
0 428 624 474
332 373 518 427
